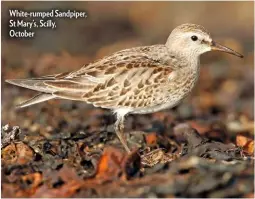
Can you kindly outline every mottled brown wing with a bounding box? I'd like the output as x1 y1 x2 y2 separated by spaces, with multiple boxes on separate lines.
46 49 172 109
5 72 75 93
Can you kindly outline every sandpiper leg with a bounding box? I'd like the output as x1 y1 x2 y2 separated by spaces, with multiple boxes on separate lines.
114 115 131 153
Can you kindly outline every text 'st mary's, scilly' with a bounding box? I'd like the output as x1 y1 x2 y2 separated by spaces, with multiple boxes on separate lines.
8 9 87 38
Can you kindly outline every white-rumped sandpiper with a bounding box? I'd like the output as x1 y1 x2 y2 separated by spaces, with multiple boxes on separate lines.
6 23 243 153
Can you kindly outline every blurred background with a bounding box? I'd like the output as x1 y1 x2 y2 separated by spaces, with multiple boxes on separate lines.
1 1 254 135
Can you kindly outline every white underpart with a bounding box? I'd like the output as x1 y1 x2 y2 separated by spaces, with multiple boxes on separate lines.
113 107 133 118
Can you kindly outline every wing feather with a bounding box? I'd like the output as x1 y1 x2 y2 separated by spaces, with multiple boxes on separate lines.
44 80 94 91
51 46 172 108
6 45 173 110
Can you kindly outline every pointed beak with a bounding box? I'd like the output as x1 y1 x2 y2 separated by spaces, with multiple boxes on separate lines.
211 41 243 58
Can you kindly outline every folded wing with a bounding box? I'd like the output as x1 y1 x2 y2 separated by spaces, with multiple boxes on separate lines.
6 45 173 109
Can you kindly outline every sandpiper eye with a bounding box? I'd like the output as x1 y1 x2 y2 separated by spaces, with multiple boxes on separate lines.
191 35 198 41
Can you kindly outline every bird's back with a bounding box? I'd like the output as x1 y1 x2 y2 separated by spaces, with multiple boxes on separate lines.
5 45 173 109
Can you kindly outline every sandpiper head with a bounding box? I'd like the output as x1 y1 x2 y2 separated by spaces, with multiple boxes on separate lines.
166 23 243 58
